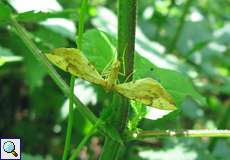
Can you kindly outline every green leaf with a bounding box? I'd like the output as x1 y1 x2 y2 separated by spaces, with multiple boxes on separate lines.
33 26 68 48
82 29 116 72
0 3 11 25
0 31 47 90
0 46 14 56
0 46 23 66
81 29 205 109
154 68 206 106
103 123 123 144
129 101 147 130
140 110 180 130
133 53 205 106
16 9 78 23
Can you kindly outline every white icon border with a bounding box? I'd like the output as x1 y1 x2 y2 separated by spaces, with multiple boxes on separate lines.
0 138 21 160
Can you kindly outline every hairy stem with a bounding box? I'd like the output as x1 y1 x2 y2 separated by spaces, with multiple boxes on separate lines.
128 129 230 140
99 0 137 159
117 1 136 80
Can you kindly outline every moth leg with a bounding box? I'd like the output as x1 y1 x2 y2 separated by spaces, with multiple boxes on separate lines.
118 72 125 76
116 70 135 84
124 70 136 83
101 70 110 78
102 47 119 78
101 50 117 76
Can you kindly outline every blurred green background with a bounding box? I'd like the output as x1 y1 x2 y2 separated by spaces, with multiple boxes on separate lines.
0 0 229 159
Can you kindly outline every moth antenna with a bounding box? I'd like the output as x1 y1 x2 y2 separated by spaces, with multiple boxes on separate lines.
101 48 118 78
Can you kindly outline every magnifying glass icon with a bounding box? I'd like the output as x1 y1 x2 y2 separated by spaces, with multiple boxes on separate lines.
3 141 18 157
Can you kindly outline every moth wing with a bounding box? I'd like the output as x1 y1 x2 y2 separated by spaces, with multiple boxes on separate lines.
46 48 106 86
115 78 176 110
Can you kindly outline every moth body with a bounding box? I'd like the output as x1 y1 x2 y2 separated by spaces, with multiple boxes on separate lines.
105 60 120 91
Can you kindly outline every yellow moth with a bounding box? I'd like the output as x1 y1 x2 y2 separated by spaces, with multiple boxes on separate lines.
46 48 176 110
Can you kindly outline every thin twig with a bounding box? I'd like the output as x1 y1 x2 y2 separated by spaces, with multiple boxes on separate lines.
69 120 101 160
66 0 88 159
167 0 194 52
128 130 230 140
62 76 75 160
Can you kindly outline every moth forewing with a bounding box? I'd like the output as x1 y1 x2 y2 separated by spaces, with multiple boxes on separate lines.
46 48 106 86
114 78 177 110
46 53 70 72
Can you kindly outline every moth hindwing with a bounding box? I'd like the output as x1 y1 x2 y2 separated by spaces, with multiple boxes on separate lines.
115 78 176 110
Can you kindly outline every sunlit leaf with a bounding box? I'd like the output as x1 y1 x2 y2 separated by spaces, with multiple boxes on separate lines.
0 3 11 25
16 9 78 23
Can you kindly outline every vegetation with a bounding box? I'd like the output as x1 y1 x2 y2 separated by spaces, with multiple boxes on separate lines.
0 0 229 159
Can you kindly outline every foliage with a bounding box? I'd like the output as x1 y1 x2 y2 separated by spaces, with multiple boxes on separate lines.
0 0 229 160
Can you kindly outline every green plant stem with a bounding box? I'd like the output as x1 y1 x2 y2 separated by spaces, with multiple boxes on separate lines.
128 129 230 140
10 16 98 125
208 105 230 152
167 0 193 53
63 0 88 156
69 132 92 160
100 137 121 160
63 76 75 160
63 1 89 159
99 0 137 160
77 0 88 49
117 1 136 80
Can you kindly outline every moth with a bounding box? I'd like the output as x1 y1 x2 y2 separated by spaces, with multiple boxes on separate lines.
46 48 176 110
